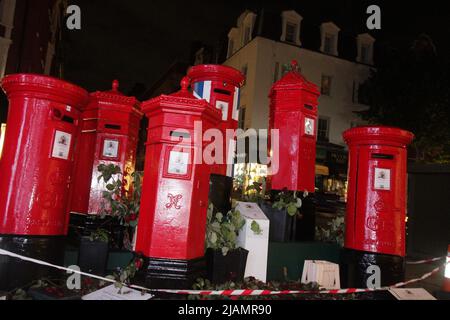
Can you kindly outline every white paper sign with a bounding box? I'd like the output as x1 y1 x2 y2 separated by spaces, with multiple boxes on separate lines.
374 168 391 191
216 100 229 121
168 151 189 175
82 285 153 300
304 117 315 136
51 130 72 160
235 202 270 282
388 288 436 300
102 139 119 158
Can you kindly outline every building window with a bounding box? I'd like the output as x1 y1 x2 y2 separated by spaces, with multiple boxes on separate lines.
320 22 340 56
285 22 297 43
243 26 251 45
238 107 246 129
357 33 375 65
241 64 248 86
280 10 302 45
318 118 330 141
324 33 335 54
273 62 279 82
227 39 234 58
352 81 358 103
321 75 332 96
361 44 369 64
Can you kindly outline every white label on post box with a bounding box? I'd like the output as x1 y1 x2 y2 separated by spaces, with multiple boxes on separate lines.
216 100 229 121
168 151 189 175
304 117 315 136
51 130 72 160
374 168 391 191
102 139 119 158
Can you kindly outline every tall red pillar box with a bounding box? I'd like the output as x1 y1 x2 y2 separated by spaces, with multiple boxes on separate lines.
135 77 221 289
268 60 319 193
69 80 142 217
188 64 245 177
0 74 88 290
341 126 414 288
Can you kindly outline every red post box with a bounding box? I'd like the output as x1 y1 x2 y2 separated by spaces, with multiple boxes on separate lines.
341 126 414 288
0 74 88 290
188 64 245 177
268 60 319 193
135 77 221 288
69 80 142 218
343 126 414 257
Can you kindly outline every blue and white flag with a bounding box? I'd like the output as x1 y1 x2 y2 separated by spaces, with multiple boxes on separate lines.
192 81 212 103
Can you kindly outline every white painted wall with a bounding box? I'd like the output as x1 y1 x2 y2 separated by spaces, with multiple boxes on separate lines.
224 36 373 146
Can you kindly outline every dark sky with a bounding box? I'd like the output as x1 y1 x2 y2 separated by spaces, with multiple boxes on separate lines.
64 0 450 94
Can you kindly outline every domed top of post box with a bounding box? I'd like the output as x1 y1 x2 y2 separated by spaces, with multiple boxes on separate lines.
270 60 319 96
343 126 414 147
1 73 89 108
187 64 245 88
90 80 141 113
141 77 222 121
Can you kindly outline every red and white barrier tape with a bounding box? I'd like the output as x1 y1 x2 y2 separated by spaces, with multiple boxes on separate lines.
406 257 445 265
0 248 444 297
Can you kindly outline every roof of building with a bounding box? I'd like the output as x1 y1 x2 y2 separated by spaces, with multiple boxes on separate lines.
232 3 376 64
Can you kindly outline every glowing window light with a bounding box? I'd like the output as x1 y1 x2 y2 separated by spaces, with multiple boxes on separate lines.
0 123 6 159
445 245 450 279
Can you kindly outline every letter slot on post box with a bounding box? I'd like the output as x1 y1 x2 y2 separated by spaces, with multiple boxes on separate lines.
0 74 88 291
135 77 222 289
342 126 414 288
69 80 142 219
268 60 319 193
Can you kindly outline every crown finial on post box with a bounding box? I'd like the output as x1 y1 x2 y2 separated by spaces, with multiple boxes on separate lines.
291 60 299 71
180 76 190 91
112 79 119 92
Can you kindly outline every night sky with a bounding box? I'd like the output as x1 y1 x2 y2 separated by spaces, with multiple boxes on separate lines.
64 0 450 94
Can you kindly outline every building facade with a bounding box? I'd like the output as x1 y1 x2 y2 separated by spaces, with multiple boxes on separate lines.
223 9 375 197
0 0 67 143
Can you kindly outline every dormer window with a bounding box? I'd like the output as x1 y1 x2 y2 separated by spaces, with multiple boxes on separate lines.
357 33 375 65
281 10 302 46
324 33 335 54
227 27 239 58
242 11 256 47
320 22 340 56
285 22 297 43
243 26 251 45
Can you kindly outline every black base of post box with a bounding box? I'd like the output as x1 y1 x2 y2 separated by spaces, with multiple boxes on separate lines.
67 213 129 249
78 236 109 276
209 174 233 214
0 235 66 291
340 248 405 289
138 256 206 290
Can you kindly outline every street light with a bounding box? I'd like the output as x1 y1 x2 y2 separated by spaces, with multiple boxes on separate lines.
444 245 450 293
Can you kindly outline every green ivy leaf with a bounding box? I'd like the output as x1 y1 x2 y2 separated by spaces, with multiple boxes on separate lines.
287 203 298 216
251 220 262 235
